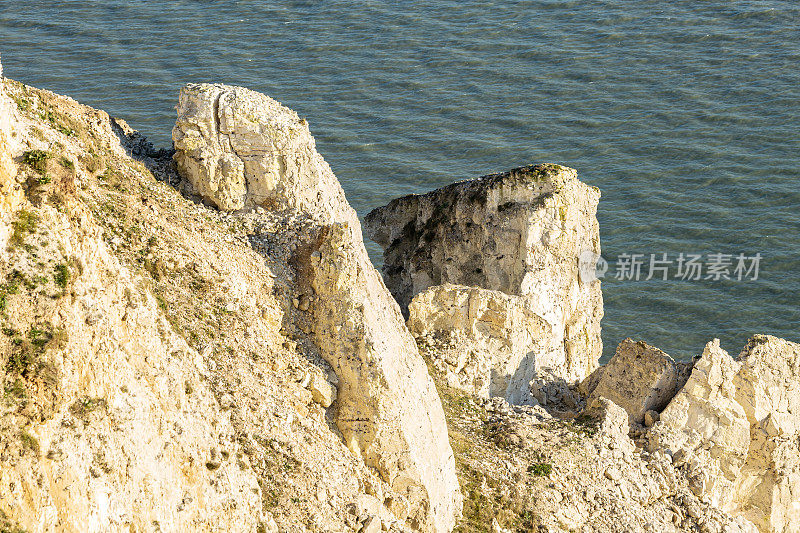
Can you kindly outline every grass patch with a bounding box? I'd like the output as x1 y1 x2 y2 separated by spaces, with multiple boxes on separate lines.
10 210 38 247
59 156 75 171
4 379 26 399
20 431 40 455
53 263 70 289
38 109 75 137
5 324 60 378
10 92 30 112
22 150 49 174
527 462 552 477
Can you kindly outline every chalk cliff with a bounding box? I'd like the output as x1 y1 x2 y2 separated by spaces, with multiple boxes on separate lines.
0 70 460 531
1 56 799 533
649 336 800 532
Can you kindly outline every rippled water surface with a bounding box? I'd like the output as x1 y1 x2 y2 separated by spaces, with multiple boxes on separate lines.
2 1 798 360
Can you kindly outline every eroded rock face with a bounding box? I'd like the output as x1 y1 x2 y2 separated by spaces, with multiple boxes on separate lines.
173 83 462 532
650 336 800 532
173 83 351 220
365 164 603 385
407 283 555 404
585 339 691 425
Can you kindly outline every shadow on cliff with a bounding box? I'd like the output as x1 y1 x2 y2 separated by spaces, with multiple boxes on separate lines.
109 117 181 188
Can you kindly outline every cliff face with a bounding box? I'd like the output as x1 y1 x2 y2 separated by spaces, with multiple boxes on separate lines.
366 164 603 399
172 83 462 532
649 336 800 532
2 58 799 533
0 76 262 532
0 72 460 531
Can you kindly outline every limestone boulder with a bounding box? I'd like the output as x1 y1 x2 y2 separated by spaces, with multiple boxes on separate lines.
649 336 800 533
408 283 557 404
583 397 635 460
365 164 603 385
173 83 351 221
648 340 750 506
174 83 462 532
585 339 688 425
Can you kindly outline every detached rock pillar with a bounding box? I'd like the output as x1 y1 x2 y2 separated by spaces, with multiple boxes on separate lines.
366 164 603 388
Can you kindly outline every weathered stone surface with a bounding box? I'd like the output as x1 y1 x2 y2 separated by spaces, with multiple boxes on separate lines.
305 370 337 408
365 164 603 385
0 190 263 532
648 339 749 507
584 397 635 460
174 83 462 531
173 83 351 221
301 223 461 531
650 336 800 532
585 339 686 425
407 283 556 404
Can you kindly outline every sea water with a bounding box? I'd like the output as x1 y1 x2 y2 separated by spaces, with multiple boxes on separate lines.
2 0 798 361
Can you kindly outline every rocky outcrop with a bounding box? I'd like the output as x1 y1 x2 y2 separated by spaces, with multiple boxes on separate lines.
436 377 758 532
5 62 800 533
365 164 603 387
649 336 800 532
1 78 264 530
407 284 554 404
584 339 692 425
173 83 351 220
173 83 461 531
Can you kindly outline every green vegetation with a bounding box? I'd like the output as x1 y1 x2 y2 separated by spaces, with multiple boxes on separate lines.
38 109 75 137
569 413 598 437
10 210 38 246
5 325 53 376
22 150 49 174
10 92 30 112
155 293 168 311
527 462 552 477
28 326 52 349
53 263 70 288
59 156 75 171
0 508 28 533
20 432 40 455
69 397 107 419
4 379 26 399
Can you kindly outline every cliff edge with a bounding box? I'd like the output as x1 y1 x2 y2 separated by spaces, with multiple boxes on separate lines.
1 56 798 533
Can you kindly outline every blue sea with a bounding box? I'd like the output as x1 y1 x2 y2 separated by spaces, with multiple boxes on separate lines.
2 1 798 361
